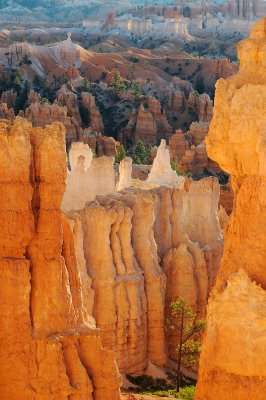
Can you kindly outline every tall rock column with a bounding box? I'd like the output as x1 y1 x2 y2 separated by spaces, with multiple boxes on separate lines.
196 18 266 400
0 118 121 400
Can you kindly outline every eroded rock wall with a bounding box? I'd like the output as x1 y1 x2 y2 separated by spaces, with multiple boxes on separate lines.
67 178 223 374
196 18 266 400
0 117 121 400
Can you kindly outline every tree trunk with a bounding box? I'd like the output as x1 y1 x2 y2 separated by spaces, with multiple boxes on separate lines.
176 367 181 392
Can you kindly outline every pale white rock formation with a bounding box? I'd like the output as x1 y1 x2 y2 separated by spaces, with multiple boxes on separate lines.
147 140 185 188
117 157 133 191
69 141 93 172
62 142 116 212
58 32 81 65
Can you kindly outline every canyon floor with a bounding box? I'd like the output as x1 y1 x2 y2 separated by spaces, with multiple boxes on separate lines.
122 394 176 399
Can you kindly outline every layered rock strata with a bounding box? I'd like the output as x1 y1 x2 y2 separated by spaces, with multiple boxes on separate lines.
196 18 266 400
124 97 172 146
22 100 82 144
67 178 223 374
82 131 118 157
0 118 121 400
169 123 222 177
82 92 105 133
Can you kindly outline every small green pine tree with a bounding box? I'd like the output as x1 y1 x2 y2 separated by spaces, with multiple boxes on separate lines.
109 70 126 98
129 64 135 84
132 82 143 102
115 145 127 164
132 140 150 164
166 297 206 392
81 78 90 92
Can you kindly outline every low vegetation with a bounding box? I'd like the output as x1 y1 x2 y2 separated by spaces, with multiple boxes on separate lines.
125 374 196 399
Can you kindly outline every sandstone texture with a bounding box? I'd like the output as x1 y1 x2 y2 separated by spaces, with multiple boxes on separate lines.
169 122 223 177
82 92 105 133
0 117 121 400
62 142 116 212
196 18 266 400
117 157 133 191
21 93 82 144
124 97 172 146
82 131 119 157
66 177 223 373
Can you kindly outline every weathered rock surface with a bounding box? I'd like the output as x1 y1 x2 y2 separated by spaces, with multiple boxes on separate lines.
82 131 119 157
56 84 82 125
147 139 185 188
0 117 121 400
82 92 105 133
0 89 17 107
0 102 15 120
198 93 213 123
22 99 82 144
67 178 223 374
169 122 223 177
196 18 266 400
62 142 116 212
117 157 133 191
124 97 172 146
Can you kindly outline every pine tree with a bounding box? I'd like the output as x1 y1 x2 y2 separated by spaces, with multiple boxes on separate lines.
129 64 135 84
109 70 126 98
132 82 143 102
166 297 206 392
81 78 90 92
132 140 150 164
115 145 127 164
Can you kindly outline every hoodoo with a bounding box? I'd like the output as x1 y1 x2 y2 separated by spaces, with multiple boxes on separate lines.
0 118 121 400
195 18 266 400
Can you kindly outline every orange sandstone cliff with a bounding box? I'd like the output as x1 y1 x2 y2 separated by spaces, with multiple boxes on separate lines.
195 18 266 400
0 117 121 400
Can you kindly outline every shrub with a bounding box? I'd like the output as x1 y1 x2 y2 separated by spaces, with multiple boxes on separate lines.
179 386 196 400
140 386 195 399
171 159 187 177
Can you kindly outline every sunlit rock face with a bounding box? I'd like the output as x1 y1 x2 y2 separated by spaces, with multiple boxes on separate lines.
61 142 116 213
117 157 132 191
147 139 185 188
67 178 223 374
0 117 121 400
196 18 266 400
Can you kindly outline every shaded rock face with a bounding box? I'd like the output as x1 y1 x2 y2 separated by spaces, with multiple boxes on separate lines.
56 84 82 126
124 97 172 146
0 118 121 400
20 87 106 148
82 132 119 157
196 18 266 400
219 181 234 215
21 92 82 145
169 122 222 176
198 93 213 123
67 178 223 373
82 92 105 134
0 89 17 108
0 102 15 120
